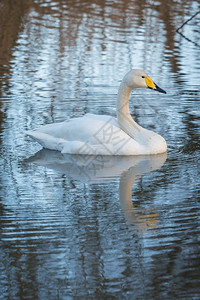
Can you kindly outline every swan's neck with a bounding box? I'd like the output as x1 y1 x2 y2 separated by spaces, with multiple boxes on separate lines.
117 82 141 140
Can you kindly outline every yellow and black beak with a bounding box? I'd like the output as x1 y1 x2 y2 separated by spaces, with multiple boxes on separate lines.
145 76 166 94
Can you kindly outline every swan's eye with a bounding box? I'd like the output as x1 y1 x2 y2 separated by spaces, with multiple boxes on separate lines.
141 76 145 78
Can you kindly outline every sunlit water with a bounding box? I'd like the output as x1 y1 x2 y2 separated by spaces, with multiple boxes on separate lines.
0 0 200 299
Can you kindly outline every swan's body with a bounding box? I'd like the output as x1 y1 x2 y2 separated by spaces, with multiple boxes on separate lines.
27 69 167 155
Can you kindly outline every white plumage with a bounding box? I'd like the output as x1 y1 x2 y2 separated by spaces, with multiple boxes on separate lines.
27 69 167 155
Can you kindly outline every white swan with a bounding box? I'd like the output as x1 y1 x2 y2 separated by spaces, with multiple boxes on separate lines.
26 69 167 155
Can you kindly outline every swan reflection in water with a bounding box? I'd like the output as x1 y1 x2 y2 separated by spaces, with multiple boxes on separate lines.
27 150 167 230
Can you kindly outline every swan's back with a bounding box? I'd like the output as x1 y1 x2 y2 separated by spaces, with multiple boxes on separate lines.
27 113 166 155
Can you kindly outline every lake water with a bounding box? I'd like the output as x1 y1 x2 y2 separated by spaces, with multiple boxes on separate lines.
0 0 200 299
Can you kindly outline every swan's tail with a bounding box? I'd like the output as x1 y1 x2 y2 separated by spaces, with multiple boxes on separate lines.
26 130 62 151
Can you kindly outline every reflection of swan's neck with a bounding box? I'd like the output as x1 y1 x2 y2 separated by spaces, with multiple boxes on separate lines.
119 168 159 230
119 168 137 213
117 82 141 140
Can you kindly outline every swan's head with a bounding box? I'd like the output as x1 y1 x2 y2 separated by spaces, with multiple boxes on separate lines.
123 69 166 94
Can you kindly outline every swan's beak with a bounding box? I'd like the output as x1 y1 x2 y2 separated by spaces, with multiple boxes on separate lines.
145 76 166 94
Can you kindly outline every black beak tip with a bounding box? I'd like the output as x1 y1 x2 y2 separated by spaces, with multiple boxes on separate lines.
160 89 167 94
148 83 167 94
155 84 167 94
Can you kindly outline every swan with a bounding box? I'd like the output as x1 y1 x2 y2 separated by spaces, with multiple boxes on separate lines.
26 69 167 155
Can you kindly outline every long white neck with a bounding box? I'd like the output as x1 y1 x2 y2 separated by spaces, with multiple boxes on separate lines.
117 81 141 140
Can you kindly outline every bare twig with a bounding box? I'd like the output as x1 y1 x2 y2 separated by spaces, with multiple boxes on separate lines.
176 11 200 47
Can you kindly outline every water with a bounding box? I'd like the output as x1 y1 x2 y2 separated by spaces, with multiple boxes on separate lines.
0 0 200 299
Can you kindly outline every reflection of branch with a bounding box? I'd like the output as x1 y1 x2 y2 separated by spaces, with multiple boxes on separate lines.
176 11 200 48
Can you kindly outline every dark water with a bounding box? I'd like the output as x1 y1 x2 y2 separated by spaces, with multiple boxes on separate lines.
0 0 200 299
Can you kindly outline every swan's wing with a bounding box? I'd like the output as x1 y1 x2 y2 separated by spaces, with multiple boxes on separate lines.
26 114 142 155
